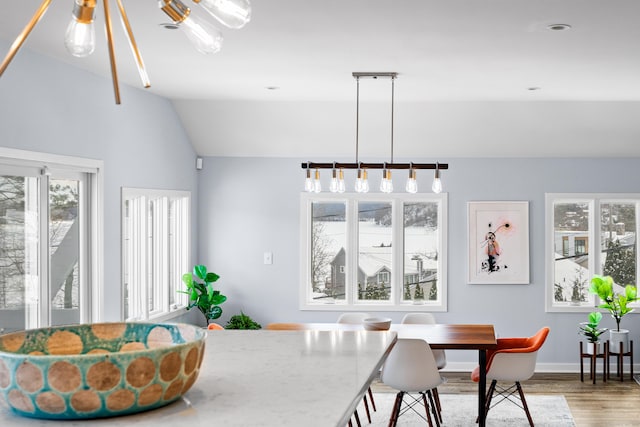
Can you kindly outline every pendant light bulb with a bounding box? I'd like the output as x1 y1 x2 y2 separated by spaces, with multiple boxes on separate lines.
380 169 393 193
361 169 369 193
313 168 322 193
304 168 314 192
432 164 442 194
65 0 97 58
160 0 223 54
406 168 418 193
337 168 346 193
193 0 251 29
329 168 339 193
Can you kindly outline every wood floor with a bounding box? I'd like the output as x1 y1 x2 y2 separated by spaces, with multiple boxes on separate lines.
371 372 640 426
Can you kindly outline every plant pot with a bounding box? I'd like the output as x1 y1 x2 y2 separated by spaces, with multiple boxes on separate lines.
609 329 629 354
585 341 602 355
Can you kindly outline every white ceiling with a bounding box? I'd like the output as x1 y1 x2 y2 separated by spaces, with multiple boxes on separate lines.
3 1 640 157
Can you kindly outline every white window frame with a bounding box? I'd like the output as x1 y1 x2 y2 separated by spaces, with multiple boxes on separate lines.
546 193 640 312
300 192 448 312
0 147 103 326
121 188 190 321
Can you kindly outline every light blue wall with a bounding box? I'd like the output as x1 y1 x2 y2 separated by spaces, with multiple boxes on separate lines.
0 41 200 324
198 156 640 368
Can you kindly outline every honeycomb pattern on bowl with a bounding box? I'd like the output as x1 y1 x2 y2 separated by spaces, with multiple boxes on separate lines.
0 322 206 420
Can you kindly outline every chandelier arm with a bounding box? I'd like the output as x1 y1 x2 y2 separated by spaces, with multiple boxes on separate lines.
103 0 121 104
0 0 52 77
116 0 150 88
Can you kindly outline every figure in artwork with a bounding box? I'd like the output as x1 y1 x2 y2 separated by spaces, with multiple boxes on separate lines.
480 221 511 273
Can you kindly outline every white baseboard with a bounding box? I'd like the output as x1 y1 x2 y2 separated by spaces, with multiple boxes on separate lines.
442 362 640 374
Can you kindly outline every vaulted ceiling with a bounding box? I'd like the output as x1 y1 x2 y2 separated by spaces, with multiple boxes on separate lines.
3 1 640 158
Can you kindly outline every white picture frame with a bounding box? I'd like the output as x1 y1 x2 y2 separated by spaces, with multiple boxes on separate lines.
467 201 530 284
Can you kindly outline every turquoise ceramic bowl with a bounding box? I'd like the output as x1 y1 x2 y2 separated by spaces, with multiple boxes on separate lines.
0 322 206 419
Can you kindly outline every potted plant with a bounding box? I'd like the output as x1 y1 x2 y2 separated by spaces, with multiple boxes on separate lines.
181 264 227 326
589 275 638 353
225 312 262 330
578 311 607 355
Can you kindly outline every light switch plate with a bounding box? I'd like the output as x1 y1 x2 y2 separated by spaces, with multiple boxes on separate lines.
263 252 273 265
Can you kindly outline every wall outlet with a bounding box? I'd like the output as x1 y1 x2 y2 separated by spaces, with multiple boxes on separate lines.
263 252 273 265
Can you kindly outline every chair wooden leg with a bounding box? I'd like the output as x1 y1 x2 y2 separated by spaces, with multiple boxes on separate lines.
368 386 377 411
426 390 440 427
353 409 361 427
348 420 353 427
363 395 371 423
388 392 403 427
516 381 534 427
432 387 442 423
419 392 434 427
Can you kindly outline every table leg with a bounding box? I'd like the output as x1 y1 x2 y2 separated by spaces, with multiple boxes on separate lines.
478 349 487 427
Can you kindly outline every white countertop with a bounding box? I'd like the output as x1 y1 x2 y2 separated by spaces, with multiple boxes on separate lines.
0 329 397 427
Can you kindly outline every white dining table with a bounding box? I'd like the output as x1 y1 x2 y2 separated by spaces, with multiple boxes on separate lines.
0 329 397 427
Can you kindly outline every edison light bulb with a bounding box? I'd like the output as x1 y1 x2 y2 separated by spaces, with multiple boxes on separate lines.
65 0 96 57
337 169 346 193
405 169 418 193
329 169 339 193
313 169 322 193
355 169 364 193
360 169 369 193
180 13 223 54
304 169 314 192
380 170 393 193
195 0 252 29
432 175 442 193
160 0 223 54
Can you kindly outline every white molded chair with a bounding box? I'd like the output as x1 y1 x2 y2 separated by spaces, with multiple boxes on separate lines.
381 339 444 427
401 313 446 422
337 312 372 324
471 327 550 427
401 313 447 370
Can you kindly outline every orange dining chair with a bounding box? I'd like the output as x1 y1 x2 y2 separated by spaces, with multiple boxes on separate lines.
471 327 550 427
380 339 445 427
401 313 446 423
207 322 224 330
337 313 375 425
265 322 307 330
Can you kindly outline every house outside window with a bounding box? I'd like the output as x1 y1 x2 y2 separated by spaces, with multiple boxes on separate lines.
300 193 447 311
546 194 638 312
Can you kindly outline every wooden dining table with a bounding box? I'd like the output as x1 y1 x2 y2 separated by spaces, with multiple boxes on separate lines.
305 322 497 427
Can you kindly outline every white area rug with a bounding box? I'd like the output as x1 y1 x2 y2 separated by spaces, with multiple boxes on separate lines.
365 393 575 426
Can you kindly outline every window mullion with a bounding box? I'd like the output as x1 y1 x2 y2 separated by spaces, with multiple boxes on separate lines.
392 198 403 306
347 199 357 306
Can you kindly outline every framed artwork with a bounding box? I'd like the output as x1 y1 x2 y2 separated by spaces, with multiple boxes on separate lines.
467 201 529 284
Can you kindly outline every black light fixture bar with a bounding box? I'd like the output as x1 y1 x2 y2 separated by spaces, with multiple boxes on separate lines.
301 162 448 170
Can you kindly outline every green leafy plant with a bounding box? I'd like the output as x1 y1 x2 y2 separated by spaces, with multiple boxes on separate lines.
225 312 262 330
589 275 638 331
181 265 227 324
578 311 607 343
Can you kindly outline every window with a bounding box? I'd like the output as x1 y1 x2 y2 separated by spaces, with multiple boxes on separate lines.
300 193 447 311
0 148 102 333
122 188 190 321
546 194 638 312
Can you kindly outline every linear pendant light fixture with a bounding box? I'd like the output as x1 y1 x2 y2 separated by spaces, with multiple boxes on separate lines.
0 0 251 104
302 72 448 193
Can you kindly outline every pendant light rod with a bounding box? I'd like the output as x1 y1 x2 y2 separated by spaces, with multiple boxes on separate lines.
390 73 395 164
301 162 448 170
